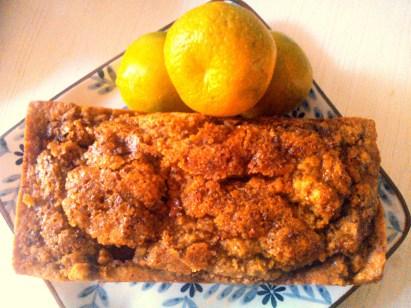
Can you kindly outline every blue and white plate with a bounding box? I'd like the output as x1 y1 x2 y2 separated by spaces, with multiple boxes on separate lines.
0 1 409 307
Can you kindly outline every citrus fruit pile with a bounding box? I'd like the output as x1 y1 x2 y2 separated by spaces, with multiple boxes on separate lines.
116 2 312 117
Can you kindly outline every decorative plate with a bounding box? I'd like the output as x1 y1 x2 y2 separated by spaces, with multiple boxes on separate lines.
0 0 409 307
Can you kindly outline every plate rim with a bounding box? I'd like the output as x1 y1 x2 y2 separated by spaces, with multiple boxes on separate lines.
0 0 409 307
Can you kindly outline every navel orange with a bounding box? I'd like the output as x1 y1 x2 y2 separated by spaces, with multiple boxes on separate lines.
116 32 190 112
164 2 276 117
243 31 312 117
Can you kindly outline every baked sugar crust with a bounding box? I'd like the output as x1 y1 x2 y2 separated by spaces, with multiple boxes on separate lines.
13 101 386 284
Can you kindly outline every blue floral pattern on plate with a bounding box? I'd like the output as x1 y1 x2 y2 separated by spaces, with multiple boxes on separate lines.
128 282 333 307
0 3 409 307
78 284 108 308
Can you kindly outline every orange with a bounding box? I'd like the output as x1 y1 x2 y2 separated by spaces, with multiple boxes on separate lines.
244 31 312 117
116 32 190 112
164 2 276 117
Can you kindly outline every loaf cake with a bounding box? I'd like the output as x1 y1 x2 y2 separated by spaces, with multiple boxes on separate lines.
13 101 386 284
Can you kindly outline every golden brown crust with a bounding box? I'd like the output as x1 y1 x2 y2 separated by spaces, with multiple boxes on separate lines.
13 101 386 284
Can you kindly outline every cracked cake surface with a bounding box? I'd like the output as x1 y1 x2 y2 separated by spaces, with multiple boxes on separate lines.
13 101 386 284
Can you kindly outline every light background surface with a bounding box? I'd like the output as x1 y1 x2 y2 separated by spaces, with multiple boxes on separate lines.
0 1 410 307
